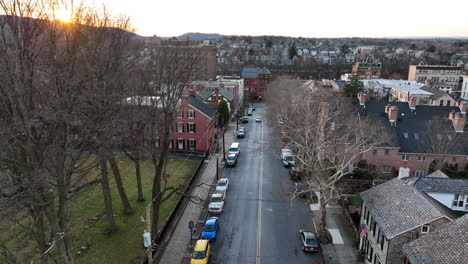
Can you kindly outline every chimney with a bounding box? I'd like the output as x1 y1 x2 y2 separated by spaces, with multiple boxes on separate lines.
215 87 220 103
358 93 367 106
189 90 196 97
453 113 466 133
398 161 410 179
388 106 398 126
385 104 390 113
409 97 417 110
449 110 456 121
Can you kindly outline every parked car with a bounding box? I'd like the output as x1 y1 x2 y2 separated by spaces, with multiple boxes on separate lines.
289 167 304 181
215 178 230 192
226 153 238 167
247 109 252 116
208 191 225 214
201 217 219 242
242 116 249 123
299 230 320 253
281 148 295 167
294 183 307 198
237 128 245 138
228 142 240 156
191 239 211 264
255 117 261 122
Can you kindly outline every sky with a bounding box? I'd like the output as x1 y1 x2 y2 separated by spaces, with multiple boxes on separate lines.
89 0 468 38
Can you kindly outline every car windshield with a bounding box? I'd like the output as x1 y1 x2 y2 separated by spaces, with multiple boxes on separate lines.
285 156 294 161
211 197 223 203
306 238 317 245
193 251 206 259
227 156 235 161
218 181 227 186
204 224 215 232
229 147 238 152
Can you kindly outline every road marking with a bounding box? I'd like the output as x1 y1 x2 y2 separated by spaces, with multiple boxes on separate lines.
256 120 264 264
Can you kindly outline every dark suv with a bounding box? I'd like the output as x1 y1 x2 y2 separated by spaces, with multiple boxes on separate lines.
289 167 304 181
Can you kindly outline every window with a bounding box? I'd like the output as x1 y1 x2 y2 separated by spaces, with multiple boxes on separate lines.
371 220 377 236
403 132 409 139
188 123 196 133
447 101 451 106
417 155 426 162
401 154 409 161
421 225 430 234
382 166 391 174
415 170 424 177
188 139 196 150
367 244 374 262
177 111 183 118
365 210 370 225
384 149 389 156
379 233 385 250
176 123 184 133
188 110 195 119
452 194 465 207
153 138 160 148
177 138 184 150
440 100 444 106
414 133 420 140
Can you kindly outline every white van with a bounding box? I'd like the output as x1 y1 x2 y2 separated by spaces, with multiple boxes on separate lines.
228 142 240 156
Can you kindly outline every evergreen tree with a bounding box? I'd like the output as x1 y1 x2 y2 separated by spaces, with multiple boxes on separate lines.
218 100 230 127
343 76 364 98
288 42 297 60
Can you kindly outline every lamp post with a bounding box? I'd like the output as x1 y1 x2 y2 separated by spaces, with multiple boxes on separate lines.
215 153 220 179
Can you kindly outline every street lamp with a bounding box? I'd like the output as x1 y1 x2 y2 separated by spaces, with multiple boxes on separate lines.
215 153 220 179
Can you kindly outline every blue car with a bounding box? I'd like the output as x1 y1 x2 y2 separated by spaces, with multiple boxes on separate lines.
201 217 219 242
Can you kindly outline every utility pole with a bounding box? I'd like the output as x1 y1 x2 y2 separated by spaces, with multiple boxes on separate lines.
146 206 152 263
222 129 226 162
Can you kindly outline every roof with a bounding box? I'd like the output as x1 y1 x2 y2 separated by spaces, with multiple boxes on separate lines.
194 239 209 251
357 100 467 155
425 170 449 178
394 86 433 96
206 217 217 225
420 86 453 100
430 81 450 87
198 90 213 100
219 88 234 101
413 65 461 70
188 96 217 118
360 178 453 239
241 67 271 78
402 213 468 264
413 177 468 194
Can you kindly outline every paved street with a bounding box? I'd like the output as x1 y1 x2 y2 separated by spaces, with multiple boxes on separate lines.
210 104 324 264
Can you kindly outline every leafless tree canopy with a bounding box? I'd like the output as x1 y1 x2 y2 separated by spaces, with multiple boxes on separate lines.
267 78 389 240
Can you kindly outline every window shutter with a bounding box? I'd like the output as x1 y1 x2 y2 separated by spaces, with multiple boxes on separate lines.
182 123 185 133
193 111 196 118
183 140 185 150
194 124 196 133
187 124 190 132
194 140 196 149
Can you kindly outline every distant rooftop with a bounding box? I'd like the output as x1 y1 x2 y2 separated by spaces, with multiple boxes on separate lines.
241 67 271 78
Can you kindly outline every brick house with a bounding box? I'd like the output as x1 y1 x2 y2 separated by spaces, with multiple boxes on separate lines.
171 92 218 153
402 213 468 264
356 93 468 178
359 178 454 264
352 56 382 80
241 67 271 101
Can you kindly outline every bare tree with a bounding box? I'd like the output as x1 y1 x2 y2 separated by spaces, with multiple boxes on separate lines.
268 79 388 241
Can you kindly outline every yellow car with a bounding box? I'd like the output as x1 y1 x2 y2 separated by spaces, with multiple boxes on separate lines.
190 239 211 264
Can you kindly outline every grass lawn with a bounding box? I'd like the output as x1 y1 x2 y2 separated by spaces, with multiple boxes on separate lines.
69 157 199 264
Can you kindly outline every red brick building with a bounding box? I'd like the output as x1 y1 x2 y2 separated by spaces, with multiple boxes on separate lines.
355 93 468 178
352 56 381 80
241 67 271 101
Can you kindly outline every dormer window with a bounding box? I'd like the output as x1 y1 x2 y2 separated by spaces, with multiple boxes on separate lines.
421 225 430 234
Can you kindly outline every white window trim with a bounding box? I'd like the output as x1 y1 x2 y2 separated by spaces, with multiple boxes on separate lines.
401 154 409 161
421 225 430 234
188 139 195 150
188 110 195 119
177 122 184 133
415 170 424 177
188 122 195 133
177 111 183 118
382 166 391 174
417 155 426 162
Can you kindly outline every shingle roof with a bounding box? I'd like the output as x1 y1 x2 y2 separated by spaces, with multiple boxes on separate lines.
413 177 468 194
402 213 468 264
360 178 453 239
357 100 468 155
241 67 271 78
219 88 234 101
198 90 214 100
189 96 217 117
420 86 452 100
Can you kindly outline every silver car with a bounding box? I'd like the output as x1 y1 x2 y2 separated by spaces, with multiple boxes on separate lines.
299 229 320 253
215 178 229 192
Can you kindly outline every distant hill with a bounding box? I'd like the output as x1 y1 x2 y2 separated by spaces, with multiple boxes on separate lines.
177 32 226 41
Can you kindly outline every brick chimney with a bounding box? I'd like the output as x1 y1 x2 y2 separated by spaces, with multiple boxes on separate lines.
357 93 367 106
409 97 417 110
449 110 456 121
388 106 398 126
385 104 390 113
453 113 466 133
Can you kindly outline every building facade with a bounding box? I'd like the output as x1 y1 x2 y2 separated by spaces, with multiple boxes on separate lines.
462 75 468 100
352 56 382 79
241 67 271 101
408 65 462 93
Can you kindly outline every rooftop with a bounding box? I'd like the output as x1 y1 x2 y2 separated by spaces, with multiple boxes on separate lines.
360 178 453 239
189 96 217 117
413 176 468 194
241 67 271 78
402 213 468 264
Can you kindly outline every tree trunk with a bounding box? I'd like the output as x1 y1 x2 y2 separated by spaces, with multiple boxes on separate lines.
100 160 118 234
109 155 134 216
135 153 145 202
319 188 329 243
151 154 166 241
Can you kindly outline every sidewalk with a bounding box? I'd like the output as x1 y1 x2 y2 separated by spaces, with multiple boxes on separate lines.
310 193 361 264
158 120 238 264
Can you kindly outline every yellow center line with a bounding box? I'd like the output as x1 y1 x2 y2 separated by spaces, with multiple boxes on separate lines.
256 121 264 264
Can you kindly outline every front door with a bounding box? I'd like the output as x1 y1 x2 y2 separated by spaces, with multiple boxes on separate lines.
178 139 184 150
